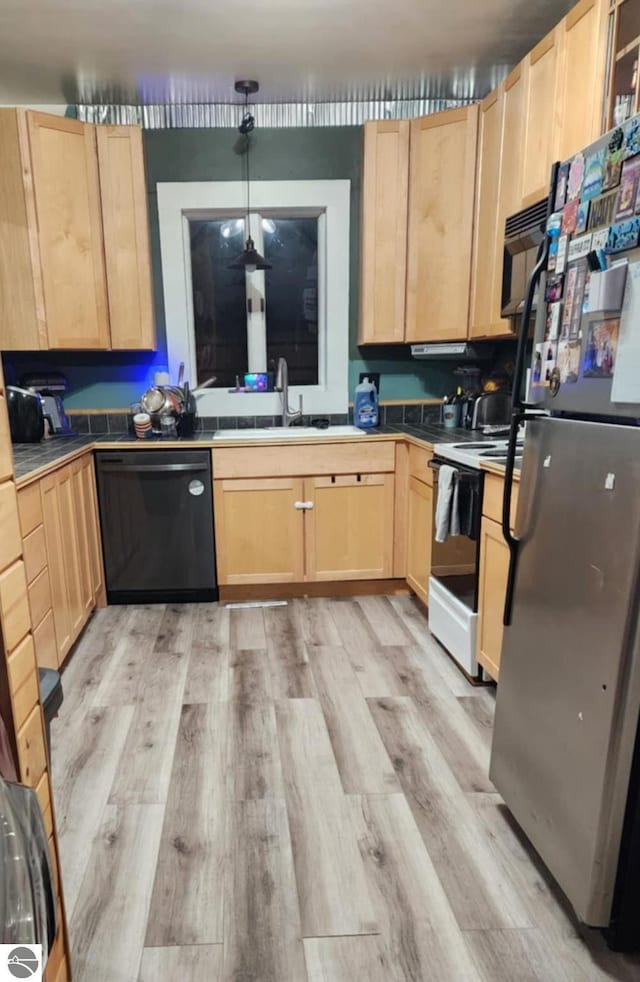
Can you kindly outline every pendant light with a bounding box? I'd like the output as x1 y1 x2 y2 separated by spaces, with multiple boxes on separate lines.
228 80 272 272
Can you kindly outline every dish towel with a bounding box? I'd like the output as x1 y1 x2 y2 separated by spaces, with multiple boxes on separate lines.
435 465 457 542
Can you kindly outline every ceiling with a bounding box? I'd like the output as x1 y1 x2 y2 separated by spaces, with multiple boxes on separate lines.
0 0 575 106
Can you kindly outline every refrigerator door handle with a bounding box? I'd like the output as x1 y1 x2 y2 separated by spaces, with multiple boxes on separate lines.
502 161 560 628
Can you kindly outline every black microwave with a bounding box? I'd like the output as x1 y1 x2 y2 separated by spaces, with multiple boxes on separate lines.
502 197 548 320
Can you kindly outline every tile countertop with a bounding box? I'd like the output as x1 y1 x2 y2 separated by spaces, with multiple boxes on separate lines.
11 423 511 485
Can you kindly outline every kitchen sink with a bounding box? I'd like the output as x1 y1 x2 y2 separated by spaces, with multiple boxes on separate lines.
212 425 365 440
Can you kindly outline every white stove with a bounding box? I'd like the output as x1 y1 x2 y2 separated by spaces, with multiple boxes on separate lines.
433 438 524 470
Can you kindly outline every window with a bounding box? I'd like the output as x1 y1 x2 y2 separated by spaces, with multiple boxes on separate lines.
157 180 350 417
188 214 319 389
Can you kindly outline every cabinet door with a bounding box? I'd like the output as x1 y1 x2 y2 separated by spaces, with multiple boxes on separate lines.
405 106 479 342
97 126 156 350
470 86 510 339
213 478 305 584
477 516 510 681
40 474 69 663
81 455 105 604
71 458 94 617
499 64 526 226
406 476 432 606
556 0 608 161
521 28 562 208
359 121 409 344
304 474 394 581
26 113 109 349
56 464 85 641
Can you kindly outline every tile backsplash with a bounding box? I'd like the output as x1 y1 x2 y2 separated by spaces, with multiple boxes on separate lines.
68 403 443 435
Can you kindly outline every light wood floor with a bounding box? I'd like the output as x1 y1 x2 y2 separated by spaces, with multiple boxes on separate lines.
50 596 640 981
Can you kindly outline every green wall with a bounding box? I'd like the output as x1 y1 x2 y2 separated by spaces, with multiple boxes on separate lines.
3 126 460 408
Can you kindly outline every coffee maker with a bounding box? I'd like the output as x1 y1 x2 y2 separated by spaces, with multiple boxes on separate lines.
20 371 74 436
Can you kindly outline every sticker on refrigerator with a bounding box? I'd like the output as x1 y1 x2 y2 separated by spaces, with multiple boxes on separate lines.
615 155 640 220
545 275 564 303
623 117 640 159
582 318 619 378
591 228 610 252
567 233 593 263
569 262 588 339
532 341 557 385
607 218 640 254
604 127 625 188
545 302 562 341
567 152 584 200
555 162 570 211
547 212 563 272
588 191 618 230
562 199 579 235
575 200 590 235
582 148 605 200
555 234 569 274
561 266 578 338
557 340 581 384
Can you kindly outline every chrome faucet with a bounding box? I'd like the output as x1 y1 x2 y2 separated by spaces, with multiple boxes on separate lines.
275 357 303 427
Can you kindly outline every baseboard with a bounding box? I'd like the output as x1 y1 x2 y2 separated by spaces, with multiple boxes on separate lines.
219 579 409 602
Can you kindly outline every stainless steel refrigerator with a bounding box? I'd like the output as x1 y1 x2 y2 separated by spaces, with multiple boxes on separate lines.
491 116 640 951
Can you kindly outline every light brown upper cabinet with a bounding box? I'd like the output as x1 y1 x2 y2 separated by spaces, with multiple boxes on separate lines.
405 105 479 343
470 86 510 339
358 121 410 344
556 0 609 161
521 27 564 207
0 110 154 352
499 64 527 223
97 126 156 350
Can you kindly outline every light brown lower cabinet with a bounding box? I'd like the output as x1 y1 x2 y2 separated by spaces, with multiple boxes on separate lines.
405 476 433 606
21 452 104 668
213 473 395 585
477 515 511 681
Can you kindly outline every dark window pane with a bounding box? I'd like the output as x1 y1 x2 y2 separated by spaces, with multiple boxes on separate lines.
190 218 247 388
264 218 319 385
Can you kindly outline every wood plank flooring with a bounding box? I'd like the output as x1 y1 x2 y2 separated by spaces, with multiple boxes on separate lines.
50 598 640 981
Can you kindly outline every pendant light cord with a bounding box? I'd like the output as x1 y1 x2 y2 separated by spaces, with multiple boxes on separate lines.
244 92 251 241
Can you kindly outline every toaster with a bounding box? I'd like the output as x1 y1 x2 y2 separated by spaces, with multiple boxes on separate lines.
7 386 45 443
471 390 512 430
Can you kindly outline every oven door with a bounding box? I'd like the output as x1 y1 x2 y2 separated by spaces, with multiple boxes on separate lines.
427 459 484 679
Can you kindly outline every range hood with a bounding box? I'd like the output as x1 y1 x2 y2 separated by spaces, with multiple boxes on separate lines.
411 342 494 360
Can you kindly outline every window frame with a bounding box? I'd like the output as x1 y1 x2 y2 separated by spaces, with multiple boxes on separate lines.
157 179 350 417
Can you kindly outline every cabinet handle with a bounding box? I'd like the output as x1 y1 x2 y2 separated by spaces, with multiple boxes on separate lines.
294 501 314 510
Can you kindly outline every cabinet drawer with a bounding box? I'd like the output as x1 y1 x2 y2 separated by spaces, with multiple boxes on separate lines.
7 632 37 695
23 524 48 583
33 609 58 669
408 443 434 485
17 704 47 787
483 472 519 528
35 772 53 838
18 481 44 536
0 560 31 652
212 441 396 479
0 481 22 573
28 567 52 628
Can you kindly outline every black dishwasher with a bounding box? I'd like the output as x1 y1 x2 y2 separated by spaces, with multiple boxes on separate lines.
95 450 217 604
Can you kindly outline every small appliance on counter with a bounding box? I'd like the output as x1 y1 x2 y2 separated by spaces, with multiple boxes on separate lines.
19 371 74 436
7 386 44 443
470 389 512 430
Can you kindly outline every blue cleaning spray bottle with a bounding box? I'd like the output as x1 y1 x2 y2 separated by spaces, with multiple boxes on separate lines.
354 376 379 429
